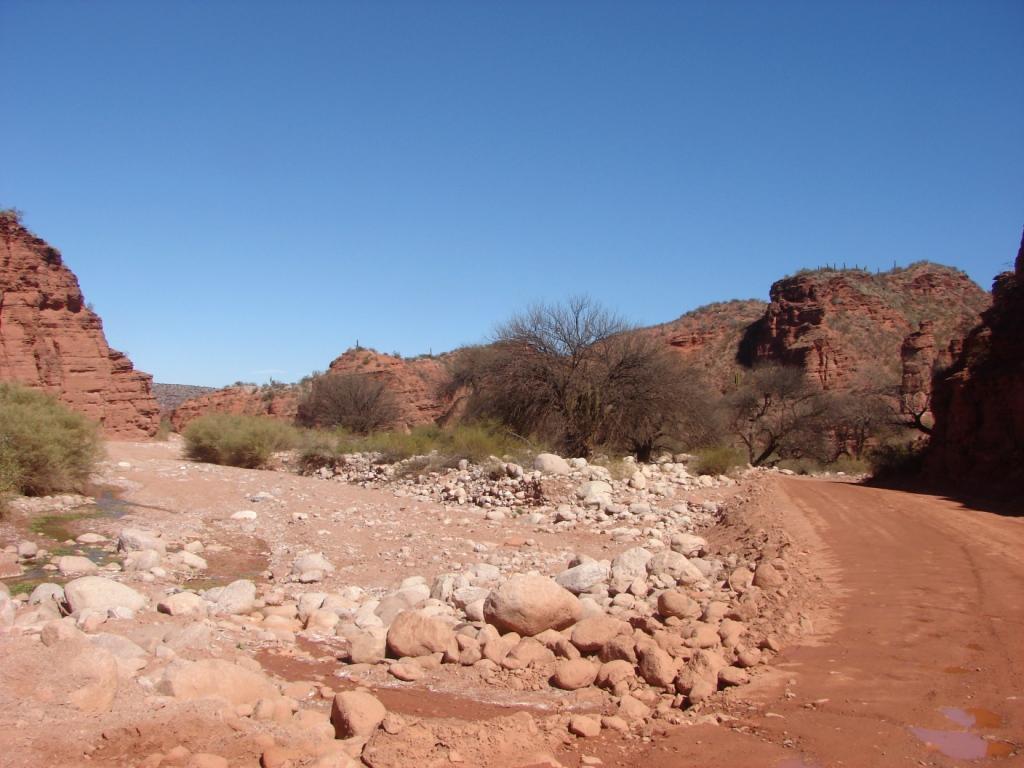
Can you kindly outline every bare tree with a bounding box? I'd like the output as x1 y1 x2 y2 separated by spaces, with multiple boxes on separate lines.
456 297 720 458
296 373 398 434
596 334 723 460
727 364 834 466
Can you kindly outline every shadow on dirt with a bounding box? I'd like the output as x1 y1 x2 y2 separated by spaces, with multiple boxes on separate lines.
862 475 1023 517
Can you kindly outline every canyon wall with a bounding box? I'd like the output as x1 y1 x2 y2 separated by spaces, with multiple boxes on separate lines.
0 214 160 438
926 232 1024 499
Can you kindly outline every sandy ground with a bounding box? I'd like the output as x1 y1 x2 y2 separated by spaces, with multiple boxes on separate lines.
0 440 1021 767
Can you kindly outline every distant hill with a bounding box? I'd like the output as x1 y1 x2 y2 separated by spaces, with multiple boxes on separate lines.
152 383 217 415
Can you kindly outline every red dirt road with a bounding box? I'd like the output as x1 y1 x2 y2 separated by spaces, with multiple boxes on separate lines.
618 478 1024 768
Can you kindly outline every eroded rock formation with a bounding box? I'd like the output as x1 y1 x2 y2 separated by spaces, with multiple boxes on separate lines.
739 264 988 393
927 232 1024 498
0 214 159 438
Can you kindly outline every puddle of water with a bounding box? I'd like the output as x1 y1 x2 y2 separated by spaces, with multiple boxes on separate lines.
29 490 131 542
909 727 1012 760
941 706 1003 729
2 489 132 592
908 706 1014 760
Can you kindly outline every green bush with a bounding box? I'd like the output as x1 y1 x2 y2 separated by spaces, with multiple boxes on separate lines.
0 383 101 498
183 414 297 468
296 421 531 473
693 446 745 476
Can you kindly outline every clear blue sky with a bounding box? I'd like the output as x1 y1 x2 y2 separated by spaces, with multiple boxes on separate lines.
2 1 1022 386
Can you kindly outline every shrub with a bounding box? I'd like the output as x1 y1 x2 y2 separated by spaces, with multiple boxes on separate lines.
295 421 530 473
0 383 101 498
183 414 297 468
453 297 721 459
296 373 398 433
693 446 745 476
868 440 926 479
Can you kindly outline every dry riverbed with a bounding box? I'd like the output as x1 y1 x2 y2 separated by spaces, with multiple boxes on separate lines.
2 438 1016 768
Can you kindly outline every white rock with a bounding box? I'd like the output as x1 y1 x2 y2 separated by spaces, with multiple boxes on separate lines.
118 528 166 554
291 551 334 578
533 454 571 475
57 556 99 577
207 579 256 615
555 561 610 594
64 576 146 615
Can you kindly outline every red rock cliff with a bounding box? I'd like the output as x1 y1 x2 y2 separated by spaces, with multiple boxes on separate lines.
170 385 298 431
0 214 160 438
739 264 989 393
927 232 1024 498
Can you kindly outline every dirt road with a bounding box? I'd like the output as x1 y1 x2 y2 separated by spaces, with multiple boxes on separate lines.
625 478 1024 767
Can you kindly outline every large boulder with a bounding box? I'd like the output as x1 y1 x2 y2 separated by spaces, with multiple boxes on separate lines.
161 659 279 706
63 576 146 615
207 579 256 615
57 555 98 577
576 480 612 508
551 658 598 690
753 562 784 588
291 551 335 581
647 551 704 585
554 561 609 594
158 592 207 616
570 615 632 654
117 527 166 554
670 533 708 557
609 547 653 591
533 453 571 475
330 690 386 740
385 610 456 658
484 575 582 636
657 590 701 620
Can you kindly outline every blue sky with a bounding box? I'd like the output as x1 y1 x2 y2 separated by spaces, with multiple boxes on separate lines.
2 1 1022 386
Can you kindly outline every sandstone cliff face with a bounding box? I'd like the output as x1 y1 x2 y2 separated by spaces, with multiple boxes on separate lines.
927 233 1024 498
169 385 298 431
0 215 160 438
739 264 989 393
327 349 462 429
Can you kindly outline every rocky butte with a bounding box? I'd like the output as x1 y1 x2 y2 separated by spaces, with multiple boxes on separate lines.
0 213 160 438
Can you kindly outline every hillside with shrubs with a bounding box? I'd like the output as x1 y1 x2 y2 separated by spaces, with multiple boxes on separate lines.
168 262 989 479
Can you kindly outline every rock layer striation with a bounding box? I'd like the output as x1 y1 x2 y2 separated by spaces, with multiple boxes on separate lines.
0 215 159 437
